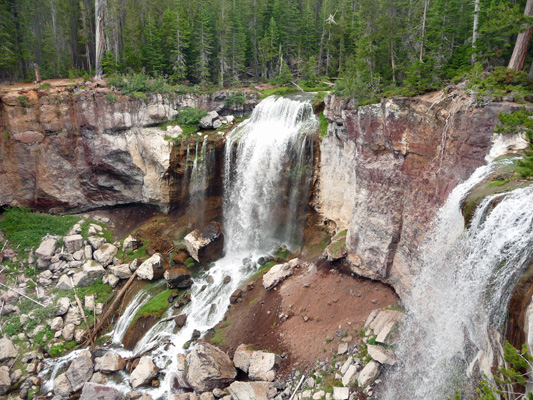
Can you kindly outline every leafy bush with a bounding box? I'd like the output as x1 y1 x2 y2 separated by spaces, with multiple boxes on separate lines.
17 96 31 108
225 93 245 108
107 72 170 95
0 207 79 249
177 108 208 127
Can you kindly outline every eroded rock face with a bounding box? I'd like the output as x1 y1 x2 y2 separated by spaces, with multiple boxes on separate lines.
184 222 224 264
186 343 237 393
0 88 258 213
318 93 524 296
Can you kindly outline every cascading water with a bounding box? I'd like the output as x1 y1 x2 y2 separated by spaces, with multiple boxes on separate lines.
382 162 533 400
45 94 317 398
188 135 214 228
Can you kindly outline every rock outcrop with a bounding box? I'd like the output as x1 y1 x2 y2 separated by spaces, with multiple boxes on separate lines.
318 92 527 296
0 86 258 213
184 222 224 264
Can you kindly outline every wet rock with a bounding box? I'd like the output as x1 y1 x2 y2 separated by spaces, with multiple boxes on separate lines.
93 244 118 267
262 259 300 290
223 276 231 284
358 360 380 387
184 222 224 264
248 351 281 382
137 254 163 281
0 366 11 395
64 235 84 253
229 381 277 400
173 353 190 389
80 382 123 400
90 372 107 384
186 343 237 393
164 268 192 289
66 350 93 391
0 338 18 361
191 329 201 341
230 289 243 304
72 261 105 287
109 264 133 279
54 373 72 397
95 353 126 373
233 344 253 373
174 314 187 328
130 357 159 389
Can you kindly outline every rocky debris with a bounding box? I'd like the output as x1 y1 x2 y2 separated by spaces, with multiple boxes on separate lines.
358 361 381 387
91 372 107 384
109 264 133 279
233 344 253 373
62 323 75 341
95 353 126 373
54 373 73 397
248 351 280 382
51 316 64 331
323 232 347 262
56 297 71 316
123 236 140 252
93 244 118 267
72 261 106 287
229 381 277 400
0 366 11 395
88 236 107 250
164 268 192 289
364 309 405 345
56 274 74 290
66 350 94 391
332 386 350 400
184 222 224 264
173 353 190 389
35 235 58 268
0 338 18 361
64 234 84 253
262 259 300 290
80 382 124 400
367 344 396 366
130 357 159 389
186 343 237 393
199 111 220 129
137 253 163 281
175 314 188 328
230 289 243 304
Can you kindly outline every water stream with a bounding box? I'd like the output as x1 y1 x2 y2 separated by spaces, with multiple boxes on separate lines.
382 161 533 399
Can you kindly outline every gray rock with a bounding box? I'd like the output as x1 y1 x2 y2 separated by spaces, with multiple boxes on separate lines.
85 294 95 311
184 222 224 264
56 297 71 316
104 274 120 288
64 306 81 326
95 353 126 373
90 372 107 384
75 329 87 344
212 388 226 398
358 361 380 388
88 236 106 250
262 259 299 290
367 345 397 365
172 353 190 389
109 264 132 279
93 244 118 267
137 254 162 281
186 343 236 393
36 236 58 260
313 391 325 400
123 236 139 252
64 235 84 253
213 119 222 129
229 381 277 400
80 382 123 400
66 350 93 391
341 364 358 387
54 372 73 397
337 343 348 355
130 357 159 389
248 351 280 382
340 356 353 376
199 111 219 129
73 249 85 261
0 366 11 395
72 261 105 287
0 338 18 361
62 323 75 341
233 344 253 373
84 245 93 260
332 387 349 400
51 316 64 331
200 393 215 400
170 394 199 400
55 274 73 290
164 268 192 289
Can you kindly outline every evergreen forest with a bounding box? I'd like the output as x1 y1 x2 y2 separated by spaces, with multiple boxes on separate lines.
0 0 532 101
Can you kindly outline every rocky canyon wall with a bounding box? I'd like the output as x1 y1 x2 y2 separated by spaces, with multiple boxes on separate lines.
318 91 527 296
0 84 257 213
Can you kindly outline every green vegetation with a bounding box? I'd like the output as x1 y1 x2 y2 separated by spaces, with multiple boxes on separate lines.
107 73 170 95
210 319 231 345
0 207 78 249
17 96 31 108
49 340 78 358
249 260 279 281
79 219 113 243
105 92 118 104
275 247 290 260
487 179 509 188
133 289 173 322
54 279 114 309
38 82 51 90
319 113 328 138
259 87 299 99
225 93 245 107
495 108 533 178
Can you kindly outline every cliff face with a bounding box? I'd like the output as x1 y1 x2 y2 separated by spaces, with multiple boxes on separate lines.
0 85 257 213
318 92 527 296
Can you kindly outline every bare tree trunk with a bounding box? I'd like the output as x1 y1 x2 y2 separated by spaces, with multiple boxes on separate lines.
390 42 396 83
419 0 429 62
471 0 480 63
508 0 533 71
95 0 106 80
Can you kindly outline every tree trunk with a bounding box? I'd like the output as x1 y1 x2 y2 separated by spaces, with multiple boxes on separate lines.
419 0 429 62
471 0 480 63
95 0 106 79
508 0 533 71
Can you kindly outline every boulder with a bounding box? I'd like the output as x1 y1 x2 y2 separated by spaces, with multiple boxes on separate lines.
199 111 219 129
130 357 159 389
80 382 123 400
88 236 106 250
62 323 75 341
72 261 105 287
64 306 81 326
262 259 299 290
248 351 280 382
56 297 71 316
51 316 64 331
367 345 397 366
84 245 94 259
173 353 190 389
233 344 253 373
0 366 11 396
109 264 132 279
229 381 277 400
0 338 18 361
341 364 358 387
137 254 163 281
54 373 73 397
95 353 126 373
91 372 107 384
324 236 347 262
175 314 187 328
123 236 139 252
364 310 405 345
36 236 57 260
186 343 236 393
56 275 74 290
66 350 94 391
184 222 224 264
75 329 88 343
164 268 192 289
64 235 84 253
93 244 118 267
358 361 380 388
332 387 349 400
170 394 199 400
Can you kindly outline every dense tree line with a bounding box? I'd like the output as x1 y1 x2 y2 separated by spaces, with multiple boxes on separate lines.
0 0 531 98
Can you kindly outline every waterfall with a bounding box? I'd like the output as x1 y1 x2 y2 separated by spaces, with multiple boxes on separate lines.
188 135 214 228
382 164 533 400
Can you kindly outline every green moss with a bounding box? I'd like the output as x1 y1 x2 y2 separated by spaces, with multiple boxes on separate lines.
249 260 279 281
275 248 290 260
487 179 509 187
210 319 231 345
0 207 79 249
134 289 173 322
319 112 328 138
53 279 114 306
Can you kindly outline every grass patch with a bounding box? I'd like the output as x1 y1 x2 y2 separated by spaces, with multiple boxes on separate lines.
319 113 328 138
488 179 509 187
210 319 231 345
248 298 258 306
133 289 173 322
259 86 299 99
0 207 79 249
53 279 114 306
274 248 290 260
249 260 279 281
